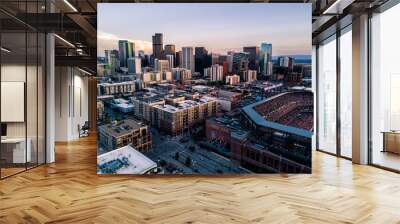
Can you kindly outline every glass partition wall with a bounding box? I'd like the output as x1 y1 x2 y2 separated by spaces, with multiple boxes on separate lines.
0 2 46 179
316 26 352 159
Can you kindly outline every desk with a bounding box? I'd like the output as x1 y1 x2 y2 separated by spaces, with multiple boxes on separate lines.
1 138 31 163
382 131 400 154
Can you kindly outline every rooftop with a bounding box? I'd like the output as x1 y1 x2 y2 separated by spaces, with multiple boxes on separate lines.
210 116 249 139
218 90 242 99
98 81 135 87
99 119 145 138
132 92 165 104
154 96 216 113
97 145 157 174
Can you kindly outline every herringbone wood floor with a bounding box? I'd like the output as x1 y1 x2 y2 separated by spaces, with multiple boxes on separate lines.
1 135 400 224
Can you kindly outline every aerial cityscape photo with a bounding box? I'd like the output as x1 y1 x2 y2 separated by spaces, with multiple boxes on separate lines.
96 3 313 174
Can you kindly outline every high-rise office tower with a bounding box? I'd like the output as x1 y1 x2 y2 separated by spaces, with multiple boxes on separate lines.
204 64 223 81
217 55 230 76
227 53 233 73
260 42 272 76
110 50 120 73
243 46 260 71
166 54 174 70
155 59 169 74
118 40 128 67
175 51 182 67
129 42 135 58
164 44 176 67
142 55 150 67
232 52 250 75
211 53 219 65
195 47 208 75
278 56 294 69
105 50 112 65
127 57 141 74
119 40 135 68
182 47 195 73
164 44 176 56
152 33 163 60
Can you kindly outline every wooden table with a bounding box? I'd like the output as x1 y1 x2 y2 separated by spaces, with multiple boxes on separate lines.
382 131 400 154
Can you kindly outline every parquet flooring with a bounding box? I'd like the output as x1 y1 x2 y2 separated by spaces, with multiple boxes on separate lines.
1 135 400 223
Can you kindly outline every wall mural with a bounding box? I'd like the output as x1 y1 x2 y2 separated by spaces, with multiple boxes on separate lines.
96 3 313 175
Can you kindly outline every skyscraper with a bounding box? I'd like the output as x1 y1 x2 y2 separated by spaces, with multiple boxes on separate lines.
118 40 128 67
119 40 135 68
278 56 294 69
129 42 135 58
164 44 175 56
152 33 163 60
232 52 250 75
211 53 219 65
175 51 182 67
155 59 169 74
182 47 195 73
204 64 223 81
243 46 260 71
195 47 208 75
260 42 272 76
227 53 233 73
166 54 174 70
127 57 141 74
110 49 120 73
105 50 112 65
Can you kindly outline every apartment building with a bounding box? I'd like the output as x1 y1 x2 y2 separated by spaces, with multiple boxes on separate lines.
131 93 165 124
153 96 217 135
98 81 136 96
98 119 152 152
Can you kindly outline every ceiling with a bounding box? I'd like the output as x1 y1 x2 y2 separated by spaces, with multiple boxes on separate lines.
0 0 393 71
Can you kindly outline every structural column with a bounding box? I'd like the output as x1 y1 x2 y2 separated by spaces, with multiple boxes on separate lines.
352 14 369 164
46 32 55 163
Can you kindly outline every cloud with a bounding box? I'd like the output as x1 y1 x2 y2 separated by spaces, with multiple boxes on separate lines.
97 30 152 56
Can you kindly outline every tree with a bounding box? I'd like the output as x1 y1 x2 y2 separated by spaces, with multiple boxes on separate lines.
174 152 180 160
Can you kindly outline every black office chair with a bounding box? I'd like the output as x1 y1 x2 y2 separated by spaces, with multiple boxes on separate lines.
79 121 90 138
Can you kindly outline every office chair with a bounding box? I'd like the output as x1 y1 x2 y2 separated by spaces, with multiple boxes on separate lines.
79 121 90 138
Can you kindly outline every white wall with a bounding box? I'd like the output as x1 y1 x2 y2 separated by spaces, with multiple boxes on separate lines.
55 67 89 141
1 64 26 138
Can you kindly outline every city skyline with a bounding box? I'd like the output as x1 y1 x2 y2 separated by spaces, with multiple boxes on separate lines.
97 3 313 175
98 3 311 57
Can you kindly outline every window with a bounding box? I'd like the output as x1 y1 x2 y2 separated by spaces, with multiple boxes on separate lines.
339 27 352 158
370 3 400 171
317 35 337 154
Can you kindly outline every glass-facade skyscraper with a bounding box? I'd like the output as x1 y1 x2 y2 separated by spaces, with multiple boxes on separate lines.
260 42 272 76
118 40 135 68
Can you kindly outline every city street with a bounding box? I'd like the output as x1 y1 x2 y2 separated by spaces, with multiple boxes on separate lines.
145 129 250 174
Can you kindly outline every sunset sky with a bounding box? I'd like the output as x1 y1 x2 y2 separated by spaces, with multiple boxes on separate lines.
97 3 311 57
